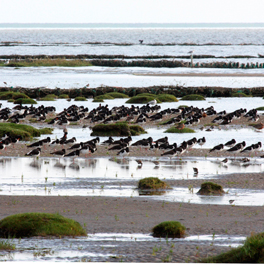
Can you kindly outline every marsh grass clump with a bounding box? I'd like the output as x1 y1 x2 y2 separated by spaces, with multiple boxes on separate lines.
14 98 37 104
181 94 205 101
152 221 186 238
165 127 195 133
0 91 29 100
0 239 16 251
91 122 146 136
231 92 251 97
74 96 87 101
201 232 264 263
4 59 93 67
0 123 51 140
126 94 161 104
58 94 69 99
129 125 147 136
156 94 178 102
256 106 264 111
125 93 179 104
92 94 114 102
92 98 104 102
0 212 87 238
106 92 129 98
38 94 57 101
138 177 170 190
38 127 53 135
197 182 225 195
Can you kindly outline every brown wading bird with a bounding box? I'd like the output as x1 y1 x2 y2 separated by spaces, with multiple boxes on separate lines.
251 123 264 130
175 123 185 130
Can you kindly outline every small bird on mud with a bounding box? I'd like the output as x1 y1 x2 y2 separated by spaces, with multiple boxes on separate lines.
25 147 41 158
135 159 143 166
152 160 160 166
193 167 198 175
251 123 264 131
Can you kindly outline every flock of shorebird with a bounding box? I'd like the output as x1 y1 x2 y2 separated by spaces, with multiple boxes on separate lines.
0 102 263 162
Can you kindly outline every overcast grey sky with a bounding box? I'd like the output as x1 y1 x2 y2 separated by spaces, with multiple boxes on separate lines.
1 0 264 24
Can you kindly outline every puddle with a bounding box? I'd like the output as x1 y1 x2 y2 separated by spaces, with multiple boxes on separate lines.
0 157 263 205
0 233 246 262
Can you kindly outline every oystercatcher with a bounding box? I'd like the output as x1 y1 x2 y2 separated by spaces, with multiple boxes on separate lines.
25 147 41 158
50 149 66 159
197 137 206 147
209 144 224 153
224 139 236 148
117 147 129 158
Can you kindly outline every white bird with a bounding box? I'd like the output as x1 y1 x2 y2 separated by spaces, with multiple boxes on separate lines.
148 99 157 105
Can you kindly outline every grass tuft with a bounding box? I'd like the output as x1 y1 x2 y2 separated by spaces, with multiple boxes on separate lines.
0 123 52 140
138 177 170 190
197 182 225 195
91 122 146 136
165 127 195 133
201 232 264 263
181 94 205 101
0 212 87 238
152 221 186 238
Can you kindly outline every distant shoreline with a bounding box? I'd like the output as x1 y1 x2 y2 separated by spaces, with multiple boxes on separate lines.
1 22 264 29
134 73 264 77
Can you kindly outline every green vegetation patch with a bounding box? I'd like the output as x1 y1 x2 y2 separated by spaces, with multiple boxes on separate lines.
231 92 250 97
0 213 87 238
92 98 104 102
74 96 87 101
0 239 16 251
138 177 170 190
91 122 146 136
58 94 69 99
126 93 178 104
106 92 129 98
38 127 53 135
0 123 52 140
5 59 93 67
129 125 147 136
201 232 264 263
181 94 205 101
0 91 29 100
156 94 178 102
126 94 161 104
165 127 195 133
197 181 225 195
152 221 186 238
39 94 57 101
14 98 37 104
256 106 264 111
93 94 114 102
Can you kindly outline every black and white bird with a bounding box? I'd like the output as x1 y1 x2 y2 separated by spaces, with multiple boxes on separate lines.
64 149 80 161
209 144 224 153
193 167 198 175
117 147 129 158
25 147 41 157
50 149 66 159
161 148 177 159
197 137 206 147
227 141 246 154
27 140 43 148
224 139 236 148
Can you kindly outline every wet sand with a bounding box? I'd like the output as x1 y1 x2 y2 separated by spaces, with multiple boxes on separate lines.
0 190 264 262
0 113 264 262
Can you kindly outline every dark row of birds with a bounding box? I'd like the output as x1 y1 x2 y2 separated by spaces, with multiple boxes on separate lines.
24 130 100 158
209 139 262 155
0 100 262 131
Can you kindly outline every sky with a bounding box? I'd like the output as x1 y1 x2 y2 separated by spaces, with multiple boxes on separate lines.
1 0 264 24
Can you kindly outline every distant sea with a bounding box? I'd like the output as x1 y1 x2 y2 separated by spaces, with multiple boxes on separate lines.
1 23 264 29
